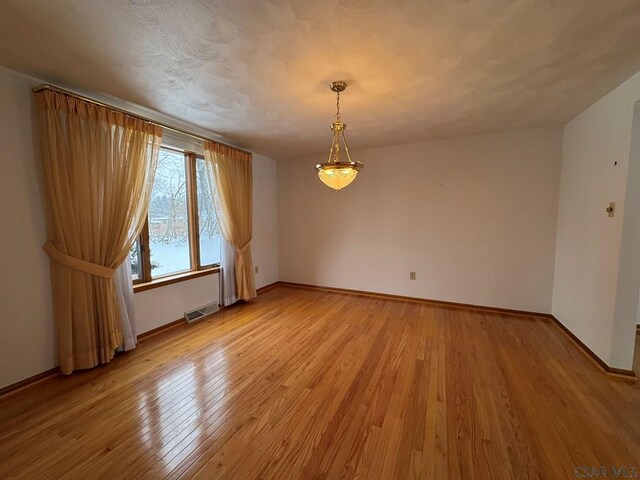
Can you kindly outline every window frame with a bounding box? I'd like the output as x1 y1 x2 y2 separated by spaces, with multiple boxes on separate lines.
132 145 220 290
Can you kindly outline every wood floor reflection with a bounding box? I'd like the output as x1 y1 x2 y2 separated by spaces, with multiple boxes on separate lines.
0 285 639 479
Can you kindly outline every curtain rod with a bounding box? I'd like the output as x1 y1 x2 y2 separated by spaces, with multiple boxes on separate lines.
32 84 252 156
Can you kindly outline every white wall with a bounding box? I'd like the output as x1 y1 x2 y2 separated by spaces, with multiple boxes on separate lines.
0 66 55 389
553 70 640 370
252 154 279 289
0 65 279 389
612 103 640 367
278 127 563 313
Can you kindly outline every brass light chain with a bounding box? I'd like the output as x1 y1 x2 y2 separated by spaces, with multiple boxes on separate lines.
336 90 341 120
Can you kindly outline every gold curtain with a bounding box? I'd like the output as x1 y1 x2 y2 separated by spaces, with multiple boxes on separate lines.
204 141 257 301
35 90 162 374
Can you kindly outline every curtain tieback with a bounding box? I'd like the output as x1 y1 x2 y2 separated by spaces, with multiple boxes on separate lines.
43 241 116 278
237 242 251 255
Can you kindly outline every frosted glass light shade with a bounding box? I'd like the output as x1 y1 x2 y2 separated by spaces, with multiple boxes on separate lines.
316 164 359 191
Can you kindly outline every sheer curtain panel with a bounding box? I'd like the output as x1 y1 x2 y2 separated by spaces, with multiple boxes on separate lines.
35 89 162 374
204 141 257 301
114 256 137 351
220 237 238 306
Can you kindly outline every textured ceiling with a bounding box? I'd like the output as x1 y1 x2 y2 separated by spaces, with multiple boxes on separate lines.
1 0 640 158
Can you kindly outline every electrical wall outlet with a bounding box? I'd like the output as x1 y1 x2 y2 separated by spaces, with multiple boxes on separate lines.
409 271 416 280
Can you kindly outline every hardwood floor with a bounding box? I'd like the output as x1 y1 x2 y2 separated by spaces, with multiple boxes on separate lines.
1 285 639 479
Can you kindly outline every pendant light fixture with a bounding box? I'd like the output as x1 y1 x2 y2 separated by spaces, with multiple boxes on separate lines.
315 81 364 191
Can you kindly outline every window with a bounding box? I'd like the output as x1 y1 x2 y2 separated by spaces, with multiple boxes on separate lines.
132 146 221 284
